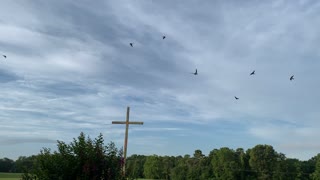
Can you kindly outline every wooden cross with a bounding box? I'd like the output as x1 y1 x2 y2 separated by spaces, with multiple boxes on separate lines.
112 106 143 176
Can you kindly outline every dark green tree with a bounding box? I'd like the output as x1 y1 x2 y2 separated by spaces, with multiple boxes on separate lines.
170 155 188 180
162 156 175 180
0 157 14 172
144 155 163 179
126 154 146 179
22 132 123 180
300 158 316 179
15 156 37 173
311 154 320 179
248 145 278 180
210 147 241 179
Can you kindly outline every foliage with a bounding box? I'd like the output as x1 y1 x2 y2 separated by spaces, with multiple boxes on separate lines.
126 154 146 179
0 158 14 172
21 132 124 180
311 154 320 179
4 143 320 179
144 155 163 179
15 156 37 173
248 144 278 179
210 147 241 179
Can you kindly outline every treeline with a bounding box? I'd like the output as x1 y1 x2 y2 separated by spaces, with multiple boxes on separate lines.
2 137 320 179
126 145 320 180
0 156 36 173
1 132 124 180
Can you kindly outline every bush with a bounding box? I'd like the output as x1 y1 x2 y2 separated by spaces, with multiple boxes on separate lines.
23 132 124 180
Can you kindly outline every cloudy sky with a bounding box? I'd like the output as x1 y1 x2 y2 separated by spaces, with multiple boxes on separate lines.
1 0 320 160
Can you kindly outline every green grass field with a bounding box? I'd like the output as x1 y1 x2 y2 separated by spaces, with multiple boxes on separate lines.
0 173 21 180
0 173 161 180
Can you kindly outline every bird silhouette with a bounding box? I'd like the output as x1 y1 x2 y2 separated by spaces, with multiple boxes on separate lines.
290 75 294 81
3 55 6 58
163 36 166 39
250 70 255 75
234 96 239 100
192 69 198 75
129 43 133 47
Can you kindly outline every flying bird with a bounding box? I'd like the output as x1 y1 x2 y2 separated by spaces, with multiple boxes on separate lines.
3 55 6 58
290 75 294 81
163 35 166 39
129 43 133 47
234 96 239 100
250 70 255 75
192 69 198 75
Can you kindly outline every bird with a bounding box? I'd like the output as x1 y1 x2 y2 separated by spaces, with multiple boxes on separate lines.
129 43 133 47
163 35 166 39
250 70 255 75
192 69 198 75
290 75 294 81
3 55 6 58
234 96 239 100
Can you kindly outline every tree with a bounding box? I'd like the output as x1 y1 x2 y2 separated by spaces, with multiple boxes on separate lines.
170 156 188 180
210 147 241 179
162 156 175 180
300 158 316 179
185 149 212 180
0 157 14 172
311 154 320 179
126 154 146 179
236 148 252 179
23 132 124 180
282 158 303 180
248 145 278 180
144 155 163 179
15 156 37 173
198 156 213 179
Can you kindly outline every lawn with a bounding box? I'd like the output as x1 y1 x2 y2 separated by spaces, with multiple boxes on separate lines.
0 173 21 180
0 173 162 180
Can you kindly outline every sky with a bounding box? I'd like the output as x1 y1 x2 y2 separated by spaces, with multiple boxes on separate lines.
1 0 320 161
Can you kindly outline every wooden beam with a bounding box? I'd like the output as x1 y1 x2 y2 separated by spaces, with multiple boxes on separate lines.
112 106 143 177
112 121 144 125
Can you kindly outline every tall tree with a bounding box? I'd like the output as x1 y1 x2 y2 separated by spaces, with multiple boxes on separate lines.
210 147 241 179
15 156 37 173
248 145 278 180
311 154 320 179
23 132 123 180
144 155 163 179
126 154 146 179
0 157 14 172
170 155 188 180
162 156 175 180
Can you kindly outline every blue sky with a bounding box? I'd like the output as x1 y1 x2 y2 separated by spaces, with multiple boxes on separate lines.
1 0 320 160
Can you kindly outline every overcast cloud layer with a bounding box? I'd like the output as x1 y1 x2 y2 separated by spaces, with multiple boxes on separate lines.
1 0 320 160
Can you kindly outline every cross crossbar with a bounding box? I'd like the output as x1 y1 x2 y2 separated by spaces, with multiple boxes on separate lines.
112 121 143 125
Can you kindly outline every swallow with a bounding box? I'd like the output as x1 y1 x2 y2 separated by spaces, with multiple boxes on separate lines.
163 36 166 39
130 43 133 47
250 70 255 75
3 55 6 58
234 96 239 100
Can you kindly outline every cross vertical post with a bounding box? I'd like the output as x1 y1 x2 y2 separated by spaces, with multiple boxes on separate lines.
112 106 143 177
123 106 129 170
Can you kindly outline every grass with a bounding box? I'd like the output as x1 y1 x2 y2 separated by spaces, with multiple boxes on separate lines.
0 173 162 180
0 173 21 180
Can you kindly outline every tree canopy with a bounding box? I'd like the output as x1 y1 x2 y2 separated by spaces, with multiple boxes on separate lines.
21 132 124 180
1 140 320 180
